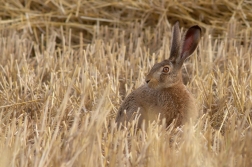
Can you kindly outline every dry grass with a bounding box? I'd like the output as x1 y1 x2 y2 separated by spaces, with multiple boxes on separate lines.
0 0 252 166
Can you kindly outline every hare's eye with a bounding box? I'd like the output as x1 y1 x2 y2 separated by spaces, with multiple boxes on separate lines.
162 67 170 73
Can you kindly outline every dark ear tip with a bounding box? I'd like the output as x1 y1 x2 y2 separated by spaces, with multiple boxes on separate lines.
173 21 180 29
190 25 202 32
174 21 180 26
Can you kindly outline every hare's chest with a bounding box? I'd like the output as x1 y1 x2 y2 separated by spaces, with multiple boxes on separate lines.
139 87 188 111
151 90 189 113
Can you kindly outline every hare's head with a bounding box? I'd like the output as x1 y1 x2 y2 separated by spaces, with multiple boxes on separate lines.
146 22 201 89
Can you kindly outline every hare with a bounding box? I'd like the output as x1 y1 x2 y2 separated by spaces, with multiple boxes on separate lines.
116 22 201 129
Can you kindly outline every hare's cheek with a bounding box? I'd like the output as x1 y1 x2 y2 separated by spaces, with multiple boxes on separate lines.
159 74 167 83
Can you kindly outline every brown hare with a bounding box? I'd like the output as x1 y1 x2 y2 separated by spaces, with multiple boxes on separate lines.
116 22 201 129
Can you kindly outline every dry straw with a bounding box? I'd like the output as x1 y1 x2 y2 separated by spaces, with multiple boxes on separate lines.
0 0 251 166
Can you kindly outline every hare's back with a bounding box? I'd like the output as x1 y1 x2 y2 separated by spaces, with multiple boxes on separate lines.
116 84 159 126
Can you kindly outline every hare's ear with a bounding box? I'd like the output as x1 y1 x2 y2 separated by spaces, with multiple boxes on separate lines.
169 21 181 62
177 25 201 63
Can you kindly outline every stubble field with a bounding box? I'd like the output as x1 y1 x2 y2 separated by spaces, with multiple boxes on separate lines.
0 0 252 166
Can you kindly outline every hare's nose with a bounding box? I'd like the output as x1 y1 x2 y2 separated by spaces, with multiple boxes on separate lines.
146 80 150 83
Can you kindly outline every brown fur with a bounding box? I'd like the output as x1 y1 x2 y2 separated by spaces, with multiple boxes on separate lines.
116 22 201 129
